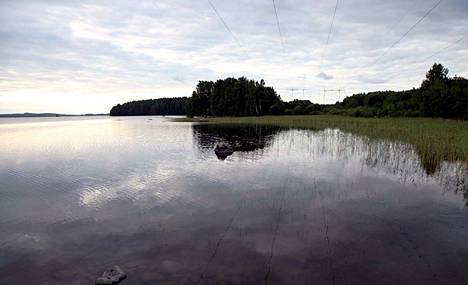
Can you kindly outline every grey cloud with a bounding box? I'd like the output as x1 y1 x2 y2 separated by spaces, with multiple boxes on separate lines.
316 72 333 80
0 0 467 112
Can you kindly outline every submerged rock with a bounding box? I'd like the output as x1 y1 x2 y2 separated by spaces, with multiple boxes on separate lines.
214 142 234 160
95 265 127 285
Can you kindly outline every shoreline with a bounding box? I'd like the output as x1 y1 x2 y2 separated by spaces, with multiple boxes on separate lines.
173 115 468 172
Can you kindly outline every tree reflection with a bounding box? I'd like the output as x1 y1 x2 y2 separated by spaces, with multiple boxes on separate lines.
192 124 281 160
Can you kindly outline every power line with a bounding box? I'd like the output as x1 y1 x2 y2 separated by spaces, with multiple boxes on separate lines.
378 34 468 86
343 0 445 91
271 0 286 53
207 0 247 56
319 0 340 68
338 4 412 91
384 6 410 36
424 33 468 61
337 4 414 91
375 0 444 64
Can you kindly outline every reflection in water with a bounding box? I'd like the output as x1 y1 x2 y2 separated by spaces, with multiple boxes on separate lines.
0 117 467 285
192 124 281 160
193 125 467 199
285 129 467 198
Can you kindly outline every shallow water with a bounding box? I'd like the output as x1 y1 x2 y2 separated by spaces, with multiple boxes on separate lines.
0 116 467 285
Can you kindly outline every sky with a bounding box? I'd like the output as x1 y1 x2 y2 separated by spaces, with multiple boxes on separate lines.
0 0 467 114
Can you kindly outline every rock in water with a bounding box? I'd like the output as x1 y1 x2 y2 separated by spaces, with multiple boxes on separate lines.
95 265 127 285
214 142 234 160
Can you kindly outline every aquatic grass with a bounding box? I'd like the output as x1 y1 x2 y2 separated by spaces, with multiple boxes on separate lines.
177 115 468 174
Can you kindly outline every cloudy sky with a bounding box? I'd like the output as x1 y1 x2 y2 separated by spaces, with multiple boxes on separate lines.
1 0 467 114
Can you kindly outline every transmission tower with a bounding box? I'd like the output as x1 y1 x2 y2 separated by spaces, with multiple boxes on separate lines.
323 88 344 104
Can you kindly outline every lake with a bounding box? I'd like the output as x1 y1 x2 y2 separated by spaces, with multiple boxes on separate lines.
0 116 467 285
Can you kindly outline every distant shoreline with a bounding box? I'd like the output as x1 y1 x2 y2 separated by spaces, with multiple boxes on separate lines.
0 113 109 118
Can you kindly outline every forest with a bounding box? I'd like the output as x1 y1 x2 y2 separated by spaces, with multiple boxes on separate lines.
328 64 468 119
109 64 467 120
109 97 187 116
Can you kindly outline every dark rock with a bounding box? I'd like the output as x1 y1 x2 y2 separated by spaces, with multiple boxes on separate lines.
95 265 127 285
214 142 234 160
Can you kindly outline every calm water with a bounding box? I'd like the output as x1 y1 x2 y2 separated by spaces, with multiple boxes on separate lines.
0 116 467 285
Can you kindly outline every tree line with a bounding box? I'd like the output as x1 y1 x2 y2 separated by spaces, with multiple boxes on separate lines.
109 63 467 120
109 97 188 116
328 64 468 119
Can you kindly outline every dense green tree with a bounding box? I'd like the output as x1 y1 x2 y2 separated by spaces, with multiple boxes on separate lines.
188 77 281 117
421 63 448 90
270 102 286 115
292 105 305 115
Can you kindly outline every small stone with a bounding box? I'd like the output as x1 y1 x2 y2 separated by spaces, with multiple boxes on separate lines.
95 265 127 285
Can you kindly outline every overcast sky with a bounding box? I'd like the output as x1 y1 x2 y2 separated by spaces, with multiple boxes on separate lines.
1 0 467 113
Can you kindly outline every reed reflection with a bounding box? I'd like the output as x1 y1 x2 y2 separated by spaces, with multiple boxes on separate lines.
192 125 467 202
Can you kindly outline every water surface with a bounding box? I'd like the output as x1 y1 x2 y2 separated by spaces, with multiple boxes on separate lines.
0 116 467 285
